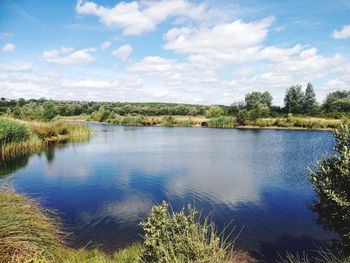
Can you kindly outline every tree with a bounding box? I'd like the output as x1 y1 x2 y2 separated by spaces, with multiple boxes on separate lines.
284 85 304 114
303 83 317 113
236 109 249 125
205 106 225 118
245 91 272 109
309 124 350 251
249 103 270 120
41 101 57 121
323 90 350 112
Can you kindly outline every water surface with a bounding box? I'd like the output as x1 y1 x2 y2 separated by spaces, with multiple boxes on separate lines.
0 124 336 261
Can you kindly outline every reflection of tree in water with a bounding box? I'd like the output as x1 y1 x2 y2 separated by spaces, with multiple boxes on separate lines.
309 125 350 254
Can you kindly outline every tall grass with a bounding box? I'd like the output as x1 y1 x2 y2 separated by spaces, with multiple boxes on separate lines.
0 118 30 145
0 192 64 262
0 118 92 158
279 249 350 263
206 116 236 128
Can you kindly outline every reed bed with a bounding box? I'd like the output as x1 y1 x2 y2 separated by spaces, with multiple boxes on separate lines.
0 118 92 158
206 116 237 128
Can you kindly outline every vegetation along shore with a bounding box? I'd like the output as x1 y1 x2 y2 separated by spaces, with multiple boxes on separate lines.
1 84 349 130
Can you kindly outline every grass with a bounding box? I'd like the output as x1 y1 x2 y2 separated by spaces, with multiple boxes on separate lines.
0 118 92 158
279 249 350 263
206 116 236 128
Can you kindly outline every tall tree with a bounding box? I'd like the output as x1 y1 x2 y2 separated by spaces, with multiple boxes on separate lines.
284 85 304 114
303 83 317 113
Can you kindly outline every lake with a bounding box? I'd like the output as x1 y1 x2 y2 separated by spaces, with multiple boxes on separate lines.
0 124 337 261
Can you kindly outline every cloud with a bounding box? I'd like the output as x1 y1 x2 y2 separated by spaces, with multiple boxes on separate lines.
112 44 133 60
62 79 118 88
76 0 206 35
2 43 15 52
128 56 217 86
42 47 96 64
332 24 350 39
0 63 33 72
100 41 111 50
164 17 276 67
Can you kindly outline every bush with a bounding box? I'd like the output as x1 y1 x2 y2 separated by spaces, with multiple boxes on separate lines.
205 106 225 118
0 118 29 145
140 201 231 263
161 116 177 127
309 124 350 252
236 110 250 126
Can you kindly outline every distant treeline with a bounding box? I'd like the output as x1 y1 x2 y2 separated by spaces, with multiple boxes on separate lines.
1 83 349 122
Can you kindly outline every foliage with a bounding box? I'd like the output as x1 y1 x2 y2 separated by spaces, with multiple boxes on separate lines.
162 116 177 126
303 83 318 113
308 124 350 252
0 118 30 145
249 103 270 120
323 91 350 113
140 201 233 263
205 106 225 118
284 85 305 114
236 109 250 126
245 91 272 109
207 116 236 128
280 249 350 263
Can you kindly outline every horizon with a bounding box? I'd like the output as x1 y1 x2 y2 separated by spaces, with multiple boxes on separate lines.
1 0 350 106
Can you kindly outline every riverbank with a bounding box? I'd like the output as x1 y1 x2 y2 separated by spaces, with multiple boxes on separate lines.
0 118 92 158
57 115 342 131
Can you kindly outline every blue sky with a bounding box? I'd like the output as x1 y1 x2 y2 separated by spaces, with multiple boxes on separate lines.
0 0 350 105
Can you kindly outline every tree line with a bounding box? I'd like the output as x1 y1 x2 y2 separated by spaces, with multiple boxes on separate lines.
0 83 349 122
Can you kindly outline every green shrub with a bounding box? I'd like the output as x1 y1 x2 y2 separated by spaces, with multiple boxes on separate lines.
236 110 250 126
161 116 177 127
207 116 236 128
309 124 350 252
177 118 194 127
0 118 29 145
140 202 231 263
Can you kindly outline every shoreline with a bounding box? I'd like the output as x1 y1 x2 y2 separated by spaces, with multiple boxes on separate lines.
58 117 334 132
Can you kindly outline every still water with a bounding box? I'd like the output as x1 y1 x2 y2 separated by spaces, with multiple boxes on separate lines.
0 124 337 261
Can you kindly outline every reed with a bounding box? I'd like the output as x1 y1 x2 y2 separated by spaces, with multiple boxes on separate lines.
0 118 92 158
206 116 237 128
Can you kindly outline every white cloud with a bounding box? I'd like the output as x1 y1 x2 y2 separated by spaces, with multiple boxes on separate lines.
164 17 276 67
112 44 133 60
100 41 111 50
76 0 206 35
63 79 118 88
332 24 350 39
2 43 15 52
42 47 96 64
128 56 217 86
0 63 33 72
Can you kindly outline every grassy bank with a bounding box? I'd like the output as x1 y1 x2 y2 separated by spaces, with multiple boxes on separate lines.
59 114 345 130
0 118 92 158
0 191 255 263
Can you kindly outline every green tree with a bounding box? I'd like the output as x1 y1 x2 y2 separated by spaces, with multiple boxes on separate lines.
205 106 224 118
303 83 317 113
236 109 249 125
249 103 270 120
245 91 272 109
284 85 304 114
323 90 350 112
309 124 350 251
41 101 57 121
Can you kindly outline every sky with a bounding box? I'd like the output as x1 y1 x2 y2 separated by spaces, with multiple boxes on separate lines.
0 0 350 105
